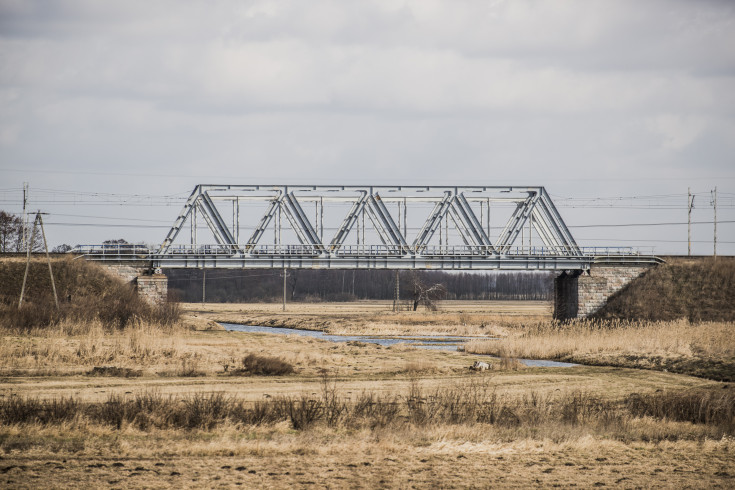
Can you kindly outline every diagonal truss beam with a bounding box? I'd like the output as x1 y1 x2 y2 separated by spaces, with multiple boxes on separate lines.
281 192 325 253
534 188 580 254
244 191 282 252
495 192 540 253
448 193 494 251
197 192 239 252
157 186 202 254
329 191 368 251
412 191 453 250
364 194 409 251
157 186 240 254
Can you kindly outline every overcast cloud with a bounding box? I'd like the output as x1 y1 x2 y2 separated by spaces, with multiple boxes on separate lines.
0 0 733 253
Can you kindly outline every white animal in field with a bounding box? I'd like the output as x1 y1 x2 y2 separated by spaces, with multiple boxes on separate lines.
471 361 490 371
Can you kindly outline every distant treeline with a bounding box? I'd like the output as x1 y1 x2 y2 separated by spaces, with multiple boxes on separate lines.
165 269 553 303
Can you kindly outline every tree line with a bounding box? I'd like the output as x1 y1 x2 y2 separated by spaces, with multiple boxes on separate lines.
165 268 553 303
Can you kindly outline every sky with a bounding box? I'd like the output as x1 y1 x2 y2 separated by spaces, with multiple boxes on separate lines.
0 0 733 255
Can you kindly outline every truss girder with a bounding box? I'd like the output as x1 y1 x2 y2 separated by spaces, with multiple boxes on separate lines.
154 185 584 263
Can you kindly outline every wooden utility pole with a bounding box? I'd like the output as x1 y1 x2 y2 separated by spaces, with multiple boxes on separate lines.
21 183 28 252
712 187 718 259
19 212 59 310
282 267 287 311
393 270 400 312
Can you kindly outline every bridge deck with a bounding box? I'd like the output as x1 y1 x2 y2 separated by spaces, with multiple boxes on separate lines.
73 245 660 271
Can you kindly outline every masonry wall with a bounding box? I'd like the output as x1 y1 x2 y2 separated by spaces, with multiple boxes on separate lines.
554 264 653 320
553 272 579 320
100 264 168 305
577 265 651 317
101 264 146 283
136 274 168 304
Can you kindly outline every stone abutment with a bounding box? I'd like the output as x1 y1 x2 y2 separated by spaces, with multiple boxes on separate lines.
101 264 168 305
554 264 654 320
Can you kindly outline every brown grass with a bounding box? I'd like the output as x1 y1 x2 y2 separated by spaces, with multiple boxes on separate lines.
2 296 734 487
0 425 732 488
464 319 735 381
2 381 733 439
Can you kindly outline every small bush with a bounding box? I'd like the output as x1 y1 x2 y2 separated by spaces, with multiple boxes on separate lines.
285 395 323 430
234 353 295 376
89 366 142 378
177 356 205 377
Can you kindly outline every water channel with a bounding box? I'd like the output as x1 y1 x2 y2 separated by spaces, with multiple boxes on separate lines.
221 323 577 368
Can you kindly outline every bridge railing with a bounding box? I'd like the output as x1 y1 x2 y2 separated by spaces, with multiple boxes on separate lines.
73 243 651 258
71 244 151 256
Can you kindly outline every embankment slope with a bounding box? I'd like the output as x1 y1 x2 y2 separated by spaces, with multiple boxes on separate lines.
594 257 735 322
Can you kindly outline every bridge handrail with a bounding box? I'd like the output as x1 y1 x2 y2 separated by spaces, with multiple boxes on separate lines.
71 244 151 255
72 243 653 258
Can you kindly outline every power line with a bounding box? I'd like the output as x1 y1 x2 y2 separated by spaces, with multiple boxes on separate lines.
570 220 735 228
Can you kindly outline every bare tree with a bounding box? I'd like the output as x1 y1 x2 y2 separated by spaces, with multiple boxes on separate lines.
0 210 44 253
52 244 72 253
0 211 22 252
408 272 447 311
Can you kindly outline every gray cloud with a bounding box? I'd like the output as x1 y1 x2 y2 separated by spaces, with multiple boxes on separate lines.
0 0 733 253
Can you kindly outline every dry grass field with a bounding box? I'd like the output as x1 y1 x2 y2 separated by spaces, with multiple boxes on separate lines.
2 298 735 488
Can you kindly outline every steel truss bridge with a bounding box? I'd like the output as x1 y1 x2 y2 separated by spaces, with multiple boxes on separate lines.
75 185 659 270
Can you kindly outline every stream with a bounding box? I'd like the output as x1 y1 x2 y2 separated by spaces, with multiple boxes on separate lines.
221 323 577 368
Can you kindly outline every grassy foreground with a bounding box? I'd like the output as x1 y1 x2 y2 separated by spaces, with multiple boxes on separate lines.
2 299 735 488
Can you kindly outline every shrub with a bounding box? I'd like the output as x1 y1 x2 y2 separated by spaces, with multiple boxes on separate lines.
234 353 295 376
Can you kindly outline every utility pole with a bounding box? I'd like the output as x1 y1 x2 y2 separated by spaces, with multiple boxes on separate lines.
19 212 58 310
711 187 717 259
393 270 400 312
687 188 694 256
22 183 28 252
282 267 287 311
202 269 206 303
